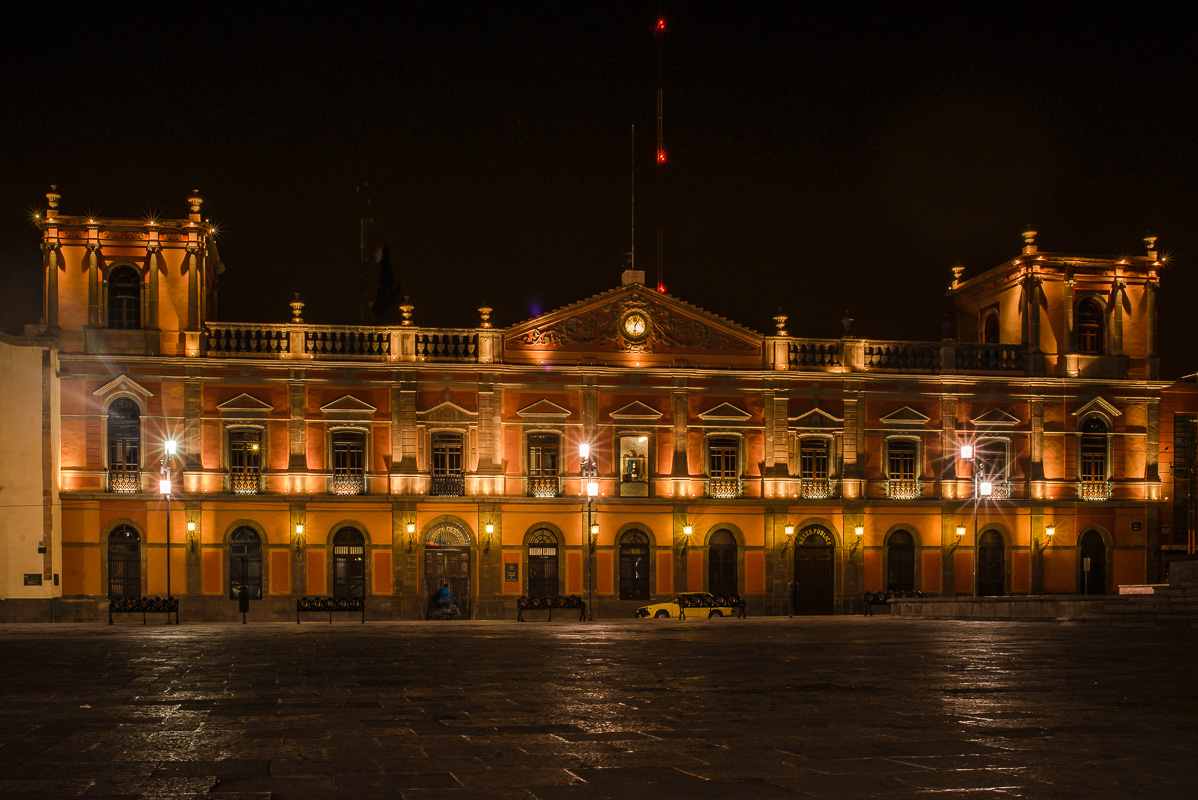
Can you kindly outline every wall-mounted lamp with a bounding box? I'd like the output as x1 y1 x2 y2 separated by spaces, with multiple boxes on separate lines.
407 521 417 553
1043 524 1055 549
187 519 198 553
851 524 864 555
784 523 795 538
953 524 966 551
293 522 305 553
484 522 495 554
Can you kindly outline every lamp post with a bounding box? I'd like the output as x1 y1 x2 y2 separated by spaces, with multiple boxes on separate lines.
580 444 599 620
159 439 177 622
960 444 993 596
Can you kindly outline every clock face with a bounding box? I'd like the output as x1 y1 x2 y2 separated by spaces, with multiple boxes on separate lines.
623 313 648 339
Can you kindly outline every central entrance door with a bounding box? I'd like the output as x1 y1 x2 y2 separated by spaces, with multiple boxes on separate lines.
794 527 834 615
424 523 472 618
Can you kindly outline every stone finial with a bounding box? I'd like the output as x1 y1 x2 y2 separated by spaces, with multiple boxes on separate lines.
841 310 854 336
289 293 304 324
478 306 493 329
399 298 414 327
1022 226 1038 255
950 264 965 287
188 190 203 221
1144 234 1158 259
45 185 61 218
772 311 788 337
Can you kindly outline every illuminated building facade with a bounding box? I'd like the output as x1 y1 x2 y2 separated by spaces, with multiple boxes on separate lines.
2 188 1195 621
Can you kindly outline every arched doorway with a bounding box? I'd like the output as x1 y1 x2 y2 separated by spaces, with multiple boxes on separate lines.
977 530 1005 596
708 529 738 596
424 523 471 618
107 526 140 599
793 526 834 615
1079 530 1107 594
229 527 263 599
527 529 559 596
886 530 915 593
332 528 366 599
619 530 650 600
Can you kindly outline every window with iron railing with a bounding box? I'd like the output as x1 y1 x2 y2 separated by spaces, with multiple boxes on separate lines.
228 429 262 495
527 434 561 497
886 439 919 499
431 433 465 496
707 436 742 498
106 398 140 493
332 430 366 495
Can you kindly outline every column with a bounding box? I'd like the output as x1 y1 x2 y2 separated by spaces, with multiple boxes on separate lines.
1030 398 1045 483
186 244 200 330
87 240 100 326
43 241 60 329
1064 278 1075 353
146 244 160 329
289 375 306 470
1111 278 1125 356
671 380 688 478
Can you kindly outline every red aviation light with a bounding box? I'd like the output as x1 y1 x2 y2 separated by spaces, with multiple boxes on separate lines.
656 149 667 164
657 282 666 293
656 18 666 31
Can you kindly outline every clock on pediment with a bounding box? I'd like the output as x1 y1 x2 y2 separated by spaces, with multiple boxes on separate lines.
621 311 650 342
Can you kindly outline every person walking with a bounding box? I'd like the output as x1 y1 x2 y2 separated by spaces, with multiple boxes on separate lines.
434 582 454 617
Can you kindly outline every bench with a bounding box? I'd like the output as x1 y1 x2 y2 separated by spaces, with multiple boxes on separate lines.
108 596 179 624
862 590 922 616
678 593 747 620
296 596 365 623
516 594 586 622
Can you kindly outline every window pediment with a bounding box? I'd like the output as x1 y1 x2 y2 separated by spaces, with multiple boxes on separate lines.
698 402 751 423
1072 396 1122 419
790 406 843 430
93 374 153 409
970 408 1020 428
517 399 572 419
320 395 377 421
880 406 931 427
609 401 663 421
217 393 272 419
419 400 477 423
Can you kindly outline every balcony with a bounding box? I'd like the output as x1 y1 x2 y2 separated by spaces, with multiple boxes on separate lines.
707 476 743 499
106 469 141 493
981 480 1011 500
332 473 366 496
228 471 262 495
430 474 466 497
798 478 834 499
527 476 563 498
1079 480 1112 501
886 479 921 500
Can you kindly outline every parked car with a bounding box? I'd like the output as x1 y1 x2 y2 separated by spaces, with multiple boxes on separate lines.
635 592 739 619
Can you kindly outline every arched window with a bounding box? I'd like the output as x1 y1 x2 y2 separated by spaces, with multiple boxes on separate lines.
1079 530 1107 595
977 530 1005 597
527 529 559 596
886 530 915 593
107 398 141 493
1080 417 1108 483
332 528 366 599
107 525 140 599
619 530 650 600
708 530 738 596
1076 298 1104 355
107 265 141 330
982 311 999 344
229 527 263 600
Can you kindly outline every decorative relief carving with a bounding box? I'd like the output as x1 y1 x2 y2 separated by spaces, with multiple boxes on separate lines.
511 294 755 353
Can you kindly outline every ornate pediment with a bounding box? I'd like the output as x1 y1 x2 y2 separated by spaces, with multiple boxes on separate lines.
698 402 751 423
517 399 573 419
971 408 1020 427
320 395 377 420
217 393 273 418
93 374 153 409
419 401 477 423
609 401 664 421
1072 396 1122 419
504 284 760 361
790 406 843 429
880 406 931 427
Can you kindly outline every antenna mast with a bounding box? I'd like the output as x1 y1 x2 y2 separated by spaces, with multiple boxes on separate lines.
630 124 635 272
655 14 666 292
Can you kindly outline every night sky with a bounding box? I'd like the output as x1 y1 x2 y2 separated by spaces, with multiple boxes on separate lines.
2 4 1195 374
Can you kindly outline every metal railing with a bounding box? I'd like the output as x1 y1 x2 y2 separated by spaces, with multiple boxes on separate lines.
1079 480 1112 501
798 477 834 499
331 473 366 495
106 469 141 493
983 480 1012 500
228 471 262 495
886 479 921 500
527 476 563 498
707 476 744 499
430 474 466 497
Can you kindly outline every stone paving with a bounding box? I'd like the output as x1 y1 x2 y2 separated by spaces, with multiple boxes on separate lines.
0 617 1194 799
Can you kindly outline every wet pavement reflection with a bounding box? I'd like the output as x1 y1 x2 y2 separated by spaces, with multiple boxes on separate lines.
0 618 1194 799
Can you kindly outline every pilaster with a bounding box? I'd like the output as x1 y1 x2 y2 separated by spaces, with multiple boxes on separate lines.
288 375 306 470
670 379 689 478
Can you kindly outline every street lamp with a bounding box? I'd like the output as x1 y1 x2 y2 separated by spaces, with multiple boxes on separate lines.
160 439 178 622
580 443 599 620
960 443 993 595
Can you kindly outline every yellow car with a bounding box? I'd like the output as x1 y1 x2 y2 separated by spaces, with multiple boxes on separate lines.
635 592 742 619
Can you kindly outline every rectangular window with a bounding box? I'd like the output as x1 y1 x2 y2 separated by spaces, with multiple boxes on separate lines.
228 429 262 495
431 433 463 475
709 437 739 478
332 430 366 495
619 434 649 497
799 438 829 480
527 434 559 477
887 440 917 480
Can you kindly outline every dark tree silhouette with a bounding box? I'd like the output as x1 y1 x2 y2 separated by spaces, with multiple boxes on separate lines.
371 243 401 325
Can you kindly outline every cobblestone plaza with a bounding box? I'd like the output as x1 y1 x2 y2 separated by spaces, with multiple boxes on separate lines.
0 617 1194 799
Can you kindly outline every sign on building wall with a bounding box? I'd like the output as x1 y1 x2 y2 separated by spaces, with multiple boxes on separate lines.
504 564 519 582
